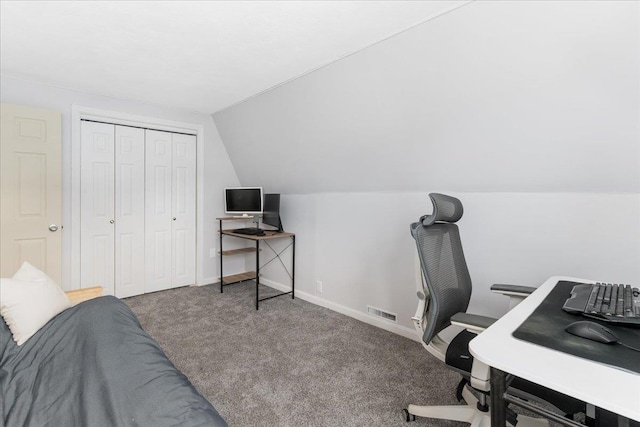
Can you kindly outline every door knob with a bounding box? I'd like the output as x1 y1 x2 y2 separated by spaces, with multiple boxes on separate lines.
173 217 176 221
48 224 59 232
109 219 114 224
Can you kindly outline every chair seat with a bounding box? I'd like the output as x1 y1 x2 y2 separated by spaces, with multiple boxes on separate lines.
445 329 585 416
445 330 476 374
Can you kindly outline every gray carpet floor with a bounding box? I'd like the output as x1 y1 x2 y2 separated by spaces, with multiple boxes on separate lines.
124 283 466 427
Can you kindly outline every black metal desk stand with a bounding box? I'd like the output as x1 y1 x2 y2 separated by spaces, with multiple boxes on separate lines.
217 217 295 309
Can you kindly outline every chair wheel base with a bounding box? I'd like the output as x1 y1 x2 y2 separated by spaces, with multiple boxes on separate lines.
456 378 468 402
402 408 416 422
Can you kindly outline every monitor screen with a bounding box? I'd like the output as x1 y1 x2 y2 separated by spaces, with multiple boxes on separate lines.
262 194 283 232
224 187 263 216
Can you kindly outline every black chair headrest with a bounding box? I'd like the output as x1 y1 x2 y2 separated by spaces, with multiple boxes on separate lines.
420 193 463 226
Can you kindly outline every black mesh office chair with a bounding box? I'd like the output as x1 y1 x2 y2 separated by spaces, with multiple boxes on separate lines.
403 193 584 426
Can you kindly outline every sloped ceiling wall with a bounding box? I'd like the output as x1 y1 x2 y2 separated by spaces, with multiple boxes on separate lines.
0 1 467 113
213 1 639 194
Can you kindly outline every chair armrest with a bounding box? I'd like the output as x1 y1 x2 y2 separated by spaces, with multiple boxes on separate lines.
65 286 103 304
451 312 497 334
490 284 537 297
491 284 537 310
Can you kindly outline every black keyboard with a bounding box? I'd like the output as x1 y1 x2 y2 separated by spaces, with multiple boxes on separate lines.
232 227 265 236
563 283 640 326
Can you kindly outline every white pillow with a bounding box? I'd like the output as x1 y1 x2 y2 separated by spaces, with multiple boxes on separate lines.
0 262 72 346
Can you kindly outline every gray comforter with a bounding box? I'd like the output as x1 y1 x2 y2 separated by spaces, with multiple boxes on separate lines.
0 296 227 427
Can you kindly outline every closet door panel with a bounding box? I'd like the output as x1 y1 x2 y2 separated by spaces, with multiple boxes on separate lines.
114 126 145 298
171 133 196 287
145 130 173 292
80 121 115 294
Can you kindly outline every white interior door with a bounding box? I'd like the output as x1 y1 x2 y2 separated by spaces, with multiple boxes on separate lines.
0 104 62 281
145 129 173 292
172 133 196 287
80 121 115 294
114 125 145 298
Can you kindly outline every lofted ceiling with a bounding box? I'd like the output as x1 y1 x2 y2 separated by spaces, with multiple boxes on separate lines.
0 1 467 114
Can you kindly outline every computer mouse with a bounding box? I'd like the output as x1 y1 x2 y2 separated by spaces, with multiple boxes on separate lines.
565 321 618 344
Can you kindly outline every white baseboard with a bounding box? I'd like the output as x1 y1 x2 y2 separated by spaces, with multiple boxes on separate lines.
200 276 218 286
260 278 420 342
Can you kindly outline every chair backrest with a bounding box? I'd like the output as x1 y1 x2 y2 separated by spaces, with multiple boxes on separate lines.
410 193 472 345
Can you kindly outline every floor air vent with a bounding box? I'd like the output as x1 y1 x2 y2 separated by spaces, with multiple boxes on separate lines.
367 305 397 322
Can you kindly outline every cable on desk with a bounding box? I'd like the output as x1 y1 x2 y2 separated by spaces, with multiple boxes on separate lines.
618 341 640 352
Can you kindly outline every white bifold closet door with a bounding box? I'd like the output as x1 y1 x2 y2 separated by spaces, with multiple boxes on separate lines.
145 130 196 293
80 122 145 297
80 123 195 297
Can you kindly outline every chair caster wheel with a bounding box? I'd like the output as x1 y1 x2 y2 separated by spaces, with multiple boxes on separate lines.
402 408 416 422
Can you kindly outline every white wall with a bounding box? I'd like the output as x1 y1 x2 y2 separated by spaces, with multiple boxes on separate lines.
269 192 639 335
214 1 639 194
0 76 241 288
212 1 640 337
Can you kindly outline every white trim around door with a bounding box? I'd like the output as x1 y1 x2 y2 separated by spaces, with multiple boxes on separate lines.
70 105 205 291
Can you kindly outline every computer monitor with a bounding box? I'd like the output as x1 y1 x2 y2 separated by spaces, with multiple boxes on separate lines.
224 187 263 217
262 194 283 232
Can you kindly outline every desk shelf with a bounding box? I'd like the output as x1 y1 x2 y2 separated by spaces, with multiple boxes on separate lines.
217 216 256 221
221 229 294 240
220 248 260 256
221 271 257 284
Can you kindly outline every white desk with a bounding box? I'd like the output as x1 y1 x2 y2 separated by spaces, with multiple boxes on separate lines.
469 276 640 424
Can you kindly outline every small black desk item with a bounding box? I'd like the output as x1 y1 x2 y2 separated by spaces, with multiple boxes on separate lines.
565 320 619 344
232 227 265 236
513 281 640 374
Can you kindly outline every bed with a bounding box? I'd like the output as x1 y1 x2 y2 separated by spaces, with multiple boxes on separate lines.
0 290 227 427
